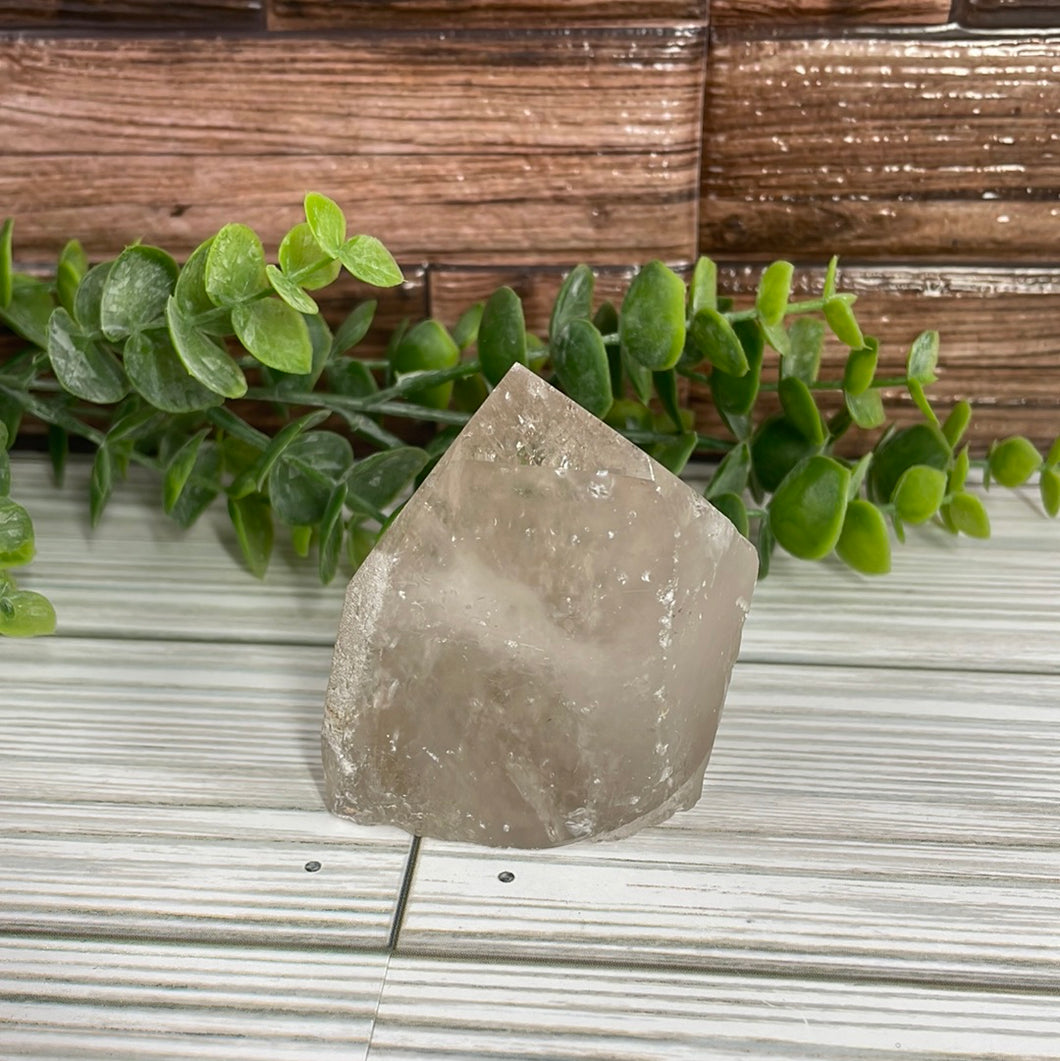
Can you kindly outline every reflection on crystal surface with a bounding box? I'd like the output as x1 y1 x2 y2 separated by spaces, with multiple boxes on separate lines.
322 364 758 848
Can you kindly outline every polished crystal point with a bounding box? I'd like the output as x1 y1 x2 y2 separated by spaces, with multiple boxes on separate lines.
322 364 758 848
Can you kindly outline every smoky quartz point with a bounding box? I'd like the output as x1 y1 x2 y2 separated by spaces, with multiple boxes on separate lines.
322 364 757 848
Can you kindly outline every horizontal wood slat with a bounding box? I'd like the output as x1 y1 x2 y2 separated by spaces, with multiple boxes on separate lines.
370 957 1060 1059
710 0 953 29
267 0 707 29
702 37 1060 262
0 1 262 28
955 0 1060 27
0 30 704 264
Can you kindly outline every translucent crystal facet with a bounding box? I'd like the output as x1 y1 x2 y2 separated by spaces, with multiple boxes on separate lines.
322 364 758 848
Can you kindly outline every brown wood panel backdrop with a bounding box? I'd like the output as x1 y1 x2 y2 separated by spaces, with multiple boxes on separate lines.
2 0 1059 450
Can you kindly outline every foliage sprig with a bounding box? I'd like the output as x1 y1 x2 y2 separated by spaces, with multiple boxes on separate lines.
0 197 1056 636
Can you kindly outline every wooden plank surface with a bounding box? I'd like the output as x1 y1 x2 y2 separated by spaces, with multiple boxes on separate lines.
0 29 704 264
710 0 953 29
368 958 1060 1060
701 37 1060 261
0 937 388 1061
956 0 1060 27
0 1 262 28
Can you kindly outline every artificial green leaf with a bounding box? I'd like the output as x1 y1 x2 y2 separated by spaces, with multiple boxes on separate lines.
783 317 825 385
622 346 653 404
229 408 331 499
842 338 878 397
651 431 697 476
949 444 970 494
835 499 891 575
47 308 128 404
174 237 224 323
0 422 8 497
331 300 377 358
346 447 430 511
124 330 222 413
1 274 55 348
304 192 347 257
205 223 269 307
756 514 775 579
755 260 793 328
0 497 34 567
279 222 342 291
689 307 747 376
710 319 763 417
1045 437 1060 469
844 386 885 430
274 312 332 393
89 445 113 528
1040 466 1060 517
949 491 991 539
166 297 247 398
769 455 851 561
346 522 376 572
478 286 527 386
0 587 57 637
47 425 67 487
338 234 403 288
318 481 348 584
751 414 819 494
907 329 940 384
653 368 683 431
760 317 790 358
822 254 839 300
266 263 318 315
0 217 12 308
390 319 461 409
868 422 951 504
689 255 717 316
291 524 313 558
619 260 686 371
988 436 1042 488
72 261 111 332
162 429 209 515
452 373 489 413
451 302 484 351
778 376 826 445
710 491 749 538
941 400 972 448
56 239 88 316
100 245 179 340
169 441 221 529
847 452 873 499
604 398 653 433
106 399 163 445
268 430 353 526
227 494 273 579
327 357 379 398
551 318 612 418
892 464 947 524
233 297 313 374
906 377 938 425
550 264 595 339
823 295 864 349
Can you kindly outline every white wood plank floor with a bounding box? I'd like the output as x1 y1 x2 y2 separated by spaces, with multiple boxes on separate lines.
2 454 1059 1058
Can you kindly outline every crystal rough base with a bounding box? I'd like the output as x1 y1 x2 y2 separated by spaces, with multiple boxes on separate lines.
322 364 758 848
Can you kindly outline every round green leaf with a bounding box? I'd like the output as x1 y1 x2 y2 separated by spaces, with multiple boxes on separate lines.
948 444 970 494
205 223 268 307
279 222 342 292
710 491 749 538
227 494 273 579
783 317 825 385
330 301 377 358
619 260 686 371
604 398 653 433
174 237 220 320
689 307 747 375
942 400 972 448
891 464 947 525
478 286 528 386
868 423 951 504
100 245 178 340
823 295 864 349
318 481 348 585
842 339 878 398
304 192 347 258
452 301 484 351
124 330 222 413
163 429 209 515
949 491 991 539
551 318 613 418
755 260 793 328
166 297 247 399
835 499 891 575
550 264 595 339
339 234 403 288
1040 466 1060 517
266 263 318 315
769 455 851 561
778 376 825 444
0 588 56 637
907 330 940 384
233 297 313 375
47 307 128 404
2 273 55 348
0 497 34 568
1045 436 1060 469
844 385 885 430
751 414 820 493
346 447 430 511
168 441 221 529
56 240 87 317
710 319 763 417
689 255 717 317
651 431 697 477
391 319 461 409
268 431 353 526
988 436 1042 488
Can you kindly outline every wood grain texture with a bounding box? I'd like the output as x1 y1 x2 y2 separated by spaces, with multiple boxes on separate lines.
399 664 1060 983
702 37 1060 261
956 0 1060 27
369 958 1060 1060
710 0 953 29
0 1 261 28
1 29 704 264
0 937 387 1061
267 0 707 30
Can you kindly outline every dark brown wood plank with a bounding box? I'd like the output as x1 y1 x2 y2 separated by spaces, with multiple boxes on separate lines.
702 37 1060 262
1 29 703 265
0 1 261 28
710 0 952 29
267 0 707 29
955 0 1060 28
